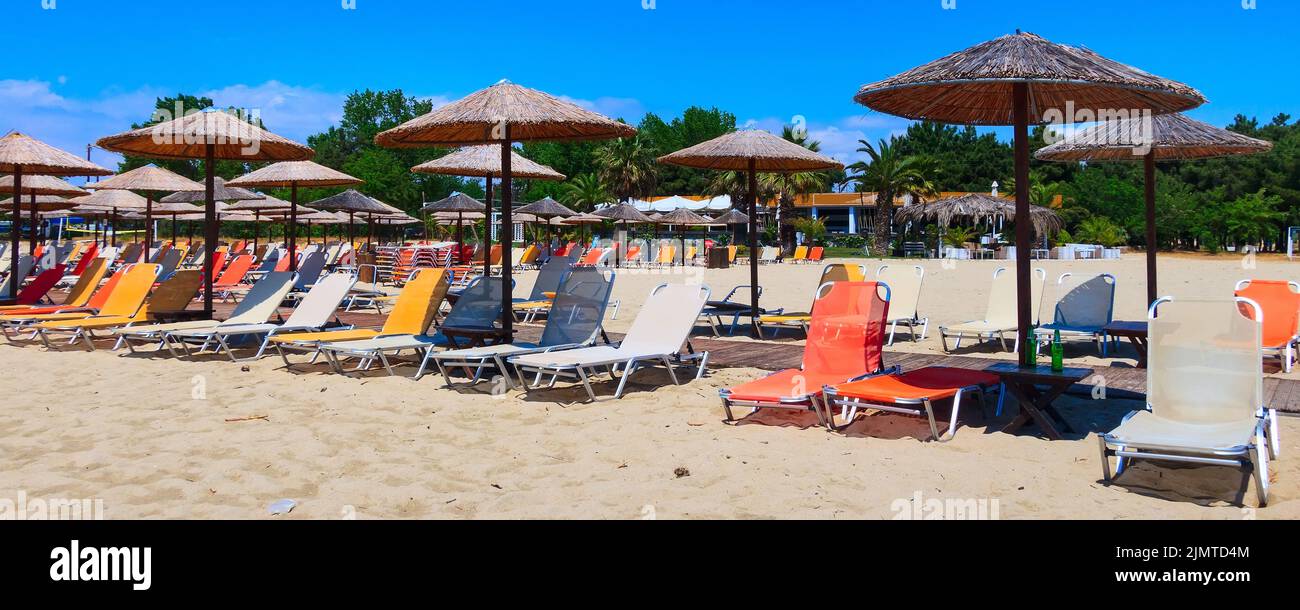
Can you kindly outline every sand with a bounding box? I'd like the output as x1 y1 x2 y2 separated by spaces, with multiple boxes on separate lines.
1 251 1297 519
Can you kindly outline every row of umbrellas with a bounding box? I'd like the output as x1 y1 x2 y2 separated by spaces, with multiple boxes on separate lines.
2 33 1278 352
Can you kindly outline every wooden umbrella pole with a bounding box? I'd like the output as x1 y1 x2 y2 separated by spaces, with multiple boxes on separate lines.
111 207 118 247
484 172 494 278
289 182 299 271
1144 151 1158 306
253 210 260 252
6 166 19 297
1012 83 1033 364
142 195 152 262
456 212 464 263
171 214 177 244
347 211 354 246
500 133 514 343
748 158 760 336
202 144 217 318
28 190 39 255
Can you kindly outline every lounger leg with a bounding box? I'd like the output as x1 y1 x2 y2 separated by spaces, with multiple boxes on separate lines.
919 318 929 341
79 329 96 351
414 351 434 380
1249 441 1269 507
995 382 1007 417
1097 436 1113 482
695 351 709 380
36 329 52 349
378 351 396 376
661 356 680 386
887 322 897 347
612 359 639 399
431 357 451 384
721 397 736 423
1268 409 1280 458
276 343 293 368
941 332 951 352
576 366 601 402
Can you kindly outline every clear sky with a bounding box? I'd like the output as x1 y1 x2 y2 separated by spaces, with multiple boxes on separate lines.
4 0 1296 172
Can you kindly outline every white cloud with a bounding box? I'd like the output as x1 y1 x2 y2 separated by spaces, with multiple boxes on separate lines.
557 95 645 122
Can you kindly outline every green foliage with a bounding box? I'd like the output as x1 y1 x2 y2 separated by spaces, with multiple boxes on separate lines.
828 233 866 249
942 225 978 247
892 121 1012 191
1073 216 1128 248
559 174 611 212
790 217 827 245
848 138 938 255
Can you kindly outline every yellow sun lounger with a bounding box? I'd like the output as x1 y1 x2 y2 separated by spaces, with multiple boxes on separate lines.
31 264 164 350
758 263 866 337
0 258 108 314
269 268 449 367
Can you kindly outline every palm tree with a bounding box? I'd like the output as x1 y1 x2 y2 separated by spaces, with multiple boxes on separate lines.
560 173 612 213
593 135 657 201
847 139 937 256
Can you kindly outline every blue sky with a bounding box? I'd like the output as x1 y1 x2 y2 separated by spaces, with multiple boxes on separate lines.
4 0 1297 174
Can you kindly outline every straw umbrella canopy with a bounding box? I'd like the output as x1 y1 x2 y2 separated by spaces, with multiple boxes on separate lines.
1036 112 1273 304
376 79 636 342
660 129 842 333
64 189 149 247
0 132 112 295
895 192 1062 241
227 161 361 270
711 208 750 244
159 176 262 204
561 213 605 248
226 193 294 251
657 207 720 256
143 200 203 244
89 165 204 260
308 189 394 249
593 202 653 268
0 194 75 211
0 177 88 250
97 109 311 316
422 192 487 263
515 196 577 255
853 30 1205 358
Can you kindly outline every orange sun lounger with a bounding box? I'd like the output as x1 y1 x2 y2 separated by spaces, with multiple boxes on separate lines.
823 367 1001 442
720 281 891 428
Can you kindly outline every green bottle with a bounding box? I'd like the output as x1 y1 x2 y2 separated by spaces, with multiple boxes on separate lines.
1051 329 1064 372
1023 325 1037 367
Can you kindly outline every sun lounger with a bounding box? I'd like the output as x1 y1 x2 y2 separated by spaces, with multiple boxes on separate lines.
0 258 108 314
823 366 1002 441
0 255 35 299
29 264 163 349
758 263 865 337
513 257 572 322
113 271 297 353
426 266 615 386
1034 273 1116 355
0 264 66 308
790 245 809 264
1 265 134 337
1234 279 1300 373
940 267 1046 352
269 268 449 367
875 264 928 345
721 281 890 427
508 283 710 402
700 285 773 336
1098 296 1272 506
32 269 204 351
316 276 507 376
166 272 355 361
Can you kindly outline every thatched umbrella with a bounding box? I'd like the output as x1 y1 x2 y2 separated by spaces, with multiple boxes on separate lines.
593 202 652 268
65 189 149 247
1036 112 1272 305
711 208 750 244
144 200 203 245
97 109 312 316
0 132 111 295
422 192 486 265
88 164 204 261
158 176 264 250
657 207 718 260
376 80 635 342
895 193 1062 255
308 189 394 250
227 161 361 270
297 210 344 245
227 194 294 253
561 213 605 253
660 129 842 333
854 31 1204 359
413 146 565 274
515 196 577 256
0 175 86 257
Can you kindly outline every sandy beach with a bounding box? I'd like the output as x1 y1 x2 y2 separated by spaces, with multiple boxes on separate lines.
2 252 1296 519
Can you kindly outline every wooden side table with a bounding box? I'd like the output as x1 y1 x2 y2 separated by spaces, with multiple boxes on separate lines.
1103 321 1148 368
985 362 1093 440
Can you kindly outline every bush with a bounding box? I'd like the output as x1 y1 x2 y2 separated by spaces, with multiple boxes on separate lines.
790 217 826 245
1073 216 1127 247
827 233 866 249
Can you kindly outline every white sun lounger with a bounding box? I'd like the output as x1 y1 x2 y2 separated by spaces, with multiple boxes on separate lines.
940 267 1046 352
113 271 298 353
165 272 355 361
508 283 711 402
1098 296 1272 506
876 264 928 345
